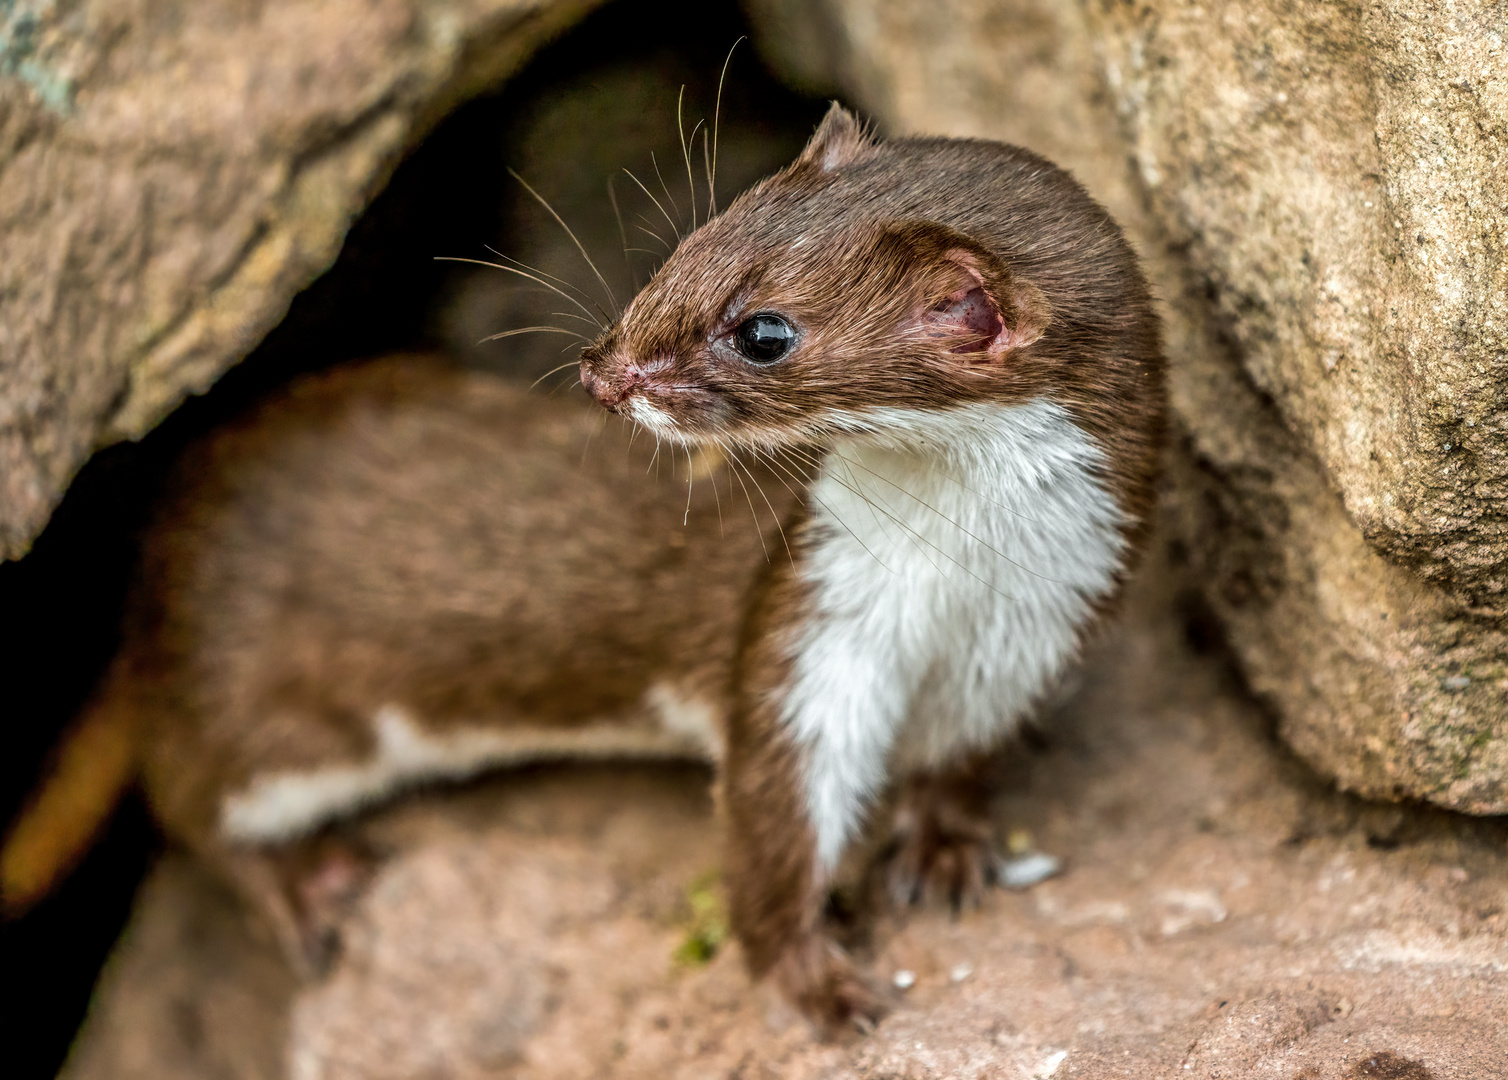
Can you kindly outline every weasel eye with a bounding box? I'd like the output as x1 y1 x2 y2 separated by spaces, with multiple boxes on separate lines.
733 313 796 364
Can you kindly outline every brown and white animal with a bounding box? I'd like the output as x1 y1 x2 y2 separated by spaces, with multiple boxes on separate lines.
3 105 1163 1028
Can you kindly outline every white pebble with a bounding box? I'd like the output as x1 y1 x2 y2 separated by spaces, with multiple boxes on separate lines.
999 852 1061 889
892 969 917 990
949 961 974 983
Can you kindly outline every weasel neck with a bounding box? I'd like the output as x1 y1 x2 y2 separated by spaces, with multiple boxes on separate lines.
783 397 1128 870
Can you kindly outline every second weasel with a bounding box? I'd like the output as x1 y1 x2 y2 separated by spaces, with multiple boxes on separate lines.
3 105 1164 1028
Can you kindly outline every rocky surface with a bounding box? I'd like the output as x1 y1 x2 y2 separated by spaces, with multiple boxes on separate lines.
0 0 601 561
743 0 1508 813
57 567 1508 1078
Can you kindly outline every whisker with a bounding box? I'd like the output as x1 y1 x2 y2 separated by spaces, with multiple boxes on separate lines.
702 126 713 223
478 325 587 344
715 437 766 559
529 359 586 391
827 451 1062 582
581 410 607 468
702 441 726 537
607 174 631 274
483 246 599 305
650 152 684 232
683 442 695 527
633 220 673 253
756 446 895 575
507 168 621 318
549 311 602 328
727 447 794 568
824 457 1020 600
624 169 682 243
710 37 744 217
434 256 602 329
677 87 701 230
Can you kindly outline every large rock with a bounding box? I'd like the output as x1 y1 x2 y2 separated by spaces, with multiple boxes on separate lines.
742 0 1508 813
0 0 601 561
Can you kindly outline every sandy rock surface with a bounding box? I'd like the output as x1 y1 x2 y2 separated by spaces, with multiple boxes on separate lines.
743 0 1508 813
59 574 1508 1078
0 0 599 560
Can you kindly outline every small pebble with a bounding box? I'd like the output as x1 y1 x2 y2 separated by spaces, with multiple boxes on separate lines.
949 961 974 983
999 852 1061 889
892 969 917 991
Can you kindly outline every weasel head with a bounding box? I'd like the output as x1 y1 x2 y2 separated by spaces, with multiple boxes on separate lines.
578 104 1053 452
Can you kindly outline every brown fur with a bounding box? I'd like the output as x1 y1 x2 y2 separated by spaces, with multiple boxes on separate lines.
580 104 1163 1025
4 106 1164 1033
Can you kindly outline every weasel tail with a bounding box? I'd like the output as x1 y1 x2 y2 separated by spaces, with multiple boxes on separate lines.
2 662 139 914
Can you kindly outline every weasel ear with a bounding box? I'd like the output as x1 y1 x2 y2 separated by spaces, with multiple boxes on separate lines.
899 233 1051 362
793 102 877 173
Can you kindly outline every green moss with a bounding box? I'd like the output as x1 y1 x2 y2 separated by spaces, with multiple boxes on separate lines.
672 870 729 967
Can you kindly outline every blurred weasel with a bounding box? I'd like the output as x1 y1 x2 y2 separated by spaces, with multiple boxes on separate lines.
3 105 1163 1029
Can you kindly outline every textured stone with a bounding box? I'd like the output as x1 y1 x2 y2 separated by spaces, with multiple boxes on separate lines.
0 0 600 560
743 0 1508 812
58 575 1508 1079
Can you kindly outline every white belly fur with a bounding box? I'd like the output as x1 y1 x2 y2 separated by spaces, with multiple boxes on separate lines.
220 684 722 844
780 398 1127 870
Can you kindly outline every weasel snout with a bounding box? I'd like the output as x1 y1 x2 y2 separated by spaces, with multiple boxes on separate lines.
578 360 627 411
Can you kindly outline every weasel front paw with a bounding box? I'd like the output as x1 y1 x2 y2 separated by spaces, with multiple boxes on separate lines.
770 934 892 1033
884 773 996 911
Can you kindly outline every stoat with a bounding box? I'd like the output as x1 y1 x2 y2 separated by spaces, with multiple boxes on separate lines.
3 105 1163 1029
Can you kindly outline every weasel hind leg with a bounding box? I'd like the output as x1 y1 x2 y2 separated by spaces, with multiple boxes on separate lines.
215 830 379 978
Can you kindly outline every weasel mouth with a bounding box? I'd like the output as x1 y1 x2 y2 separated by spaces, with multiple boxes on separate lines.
622 395 681 434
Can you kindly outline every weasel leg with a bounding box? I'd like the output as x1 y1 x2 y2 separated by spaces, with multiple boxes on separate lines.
723 649 891 1032
217 831 378 977
883 754 1000 912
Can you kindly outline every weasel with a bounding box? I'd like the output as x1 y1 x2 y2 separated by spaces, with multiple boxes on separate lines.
3 105 1163 1029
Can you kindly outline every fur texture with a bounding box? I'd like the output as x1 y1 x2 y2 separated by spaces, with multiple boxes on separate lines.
5 105 1164 1034
785 399 1125 870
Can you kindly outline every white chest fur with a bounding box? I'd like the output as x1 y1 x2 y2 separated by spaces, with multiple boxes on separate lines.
779 398 1127 870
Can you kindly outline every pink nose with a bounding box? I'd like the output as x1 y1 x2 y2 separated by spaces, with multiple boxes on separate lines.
579 363 624 410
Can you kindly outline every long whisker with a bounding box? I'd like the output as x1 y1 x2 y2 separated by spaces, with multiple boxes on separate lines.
755 446 895 575
607 174 632 274
701 442 726 537
434 257 602 329
507 169 620 318
686 118 705 224
529 359 587 391
634 220 673 253
581 409 608 468
710 37 744 217
677 87 701 230
650 153 684 233
727 447 794 568
702 126 713 222
779 447 1020 599
479 325 587 344
683 442 695 527
714 437 766 559
624 169 682 243
549 311 602 328
482 246 599 305
827 450 1061 582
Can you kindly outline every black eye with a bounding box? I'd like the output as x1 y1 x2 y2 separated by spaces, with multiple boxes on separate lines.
733 313 796 364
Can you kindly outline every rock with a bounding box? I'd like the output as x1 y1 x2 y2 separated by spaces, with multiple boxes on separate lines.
0 0 602 561
742 0 1508 813
59 570 1508 1078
